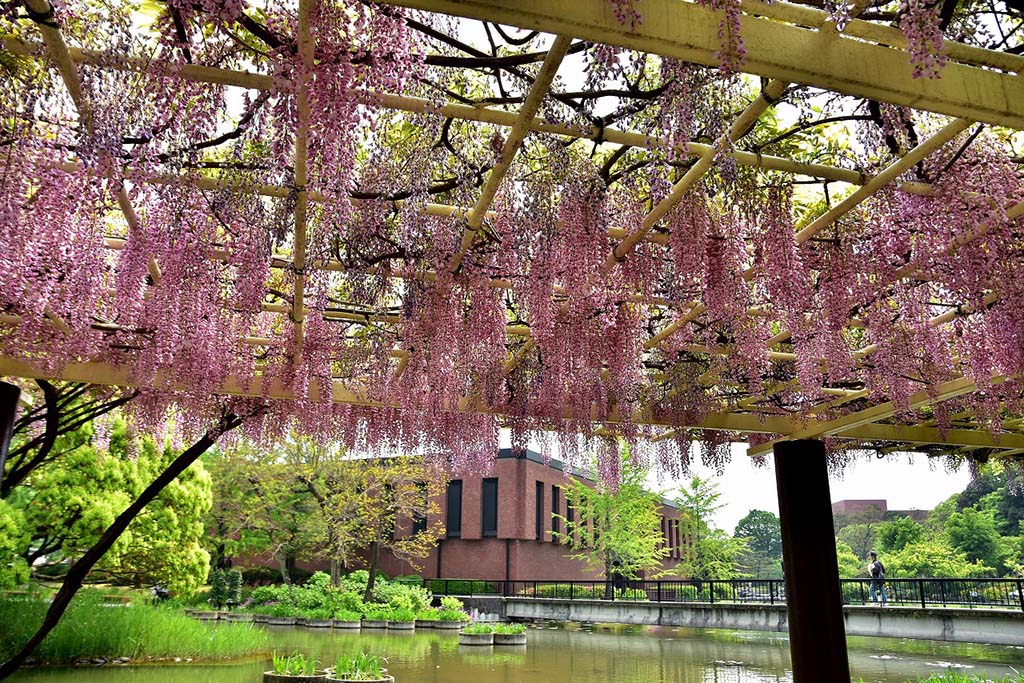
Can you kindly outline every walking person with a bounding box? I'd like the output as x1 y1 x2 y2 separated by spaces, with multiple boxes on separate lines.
868 551 887 605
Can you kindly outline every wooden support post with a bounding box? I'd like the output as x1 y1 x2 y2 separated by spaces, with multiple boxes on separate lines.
0 382 20 491
773 439 850 682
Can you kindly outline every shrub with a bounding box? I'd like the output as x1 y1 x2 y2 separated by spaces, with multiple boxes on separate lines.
335 652 386 680
361 603 391 621
493 623 526 634
226 569 243 608
240 565 280 586
332 608 362 622
416 608 439 621
209 569 229 610
390 607 416 622
372 579 432 612
428 579 496 595
516 583 649 601
461 623 494 634
255 602 301 618
440 596 464 611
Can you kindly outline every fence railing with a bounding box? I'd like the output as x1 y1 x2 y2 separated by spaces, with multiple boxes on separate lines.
425 577 1024 612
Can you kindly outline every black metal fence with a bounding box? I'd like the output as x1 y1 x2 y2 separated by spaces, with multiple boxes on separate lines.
426 577 1024 611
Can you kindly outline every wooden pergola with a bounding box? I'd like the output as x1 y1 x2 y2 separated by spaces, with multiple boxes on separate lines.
2 0 1024 678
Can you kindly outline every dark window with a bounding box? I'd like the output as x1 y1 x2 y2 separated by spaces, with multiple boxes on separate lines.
551 485 561 538
535 481 544 540
673 520 681 558
661 517 667 549
446 480 462 537
482 478 498 537
566 499 575 545
412 482 427 534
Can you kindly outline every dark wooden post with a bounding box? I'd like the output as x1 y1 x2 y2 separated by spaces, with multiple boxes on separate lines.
0 382 20 492
774 439 850 682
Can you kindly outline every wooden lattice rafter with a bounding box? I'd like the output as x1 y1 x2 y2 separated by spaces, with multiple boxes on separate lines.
2 0 1024 459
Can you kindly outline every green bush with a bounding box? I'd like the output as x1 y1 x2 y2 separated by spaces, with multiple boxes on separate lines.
360 603 391 621
332 608 362 622
516 583 649 601
390 607 416 622
493 623 526 634
461 623 493 634
428 579 496 595
240 565 280 586
0 592 267 663
226 569 243 608
209 569 229 610
416 608 439 621
271 651 317 676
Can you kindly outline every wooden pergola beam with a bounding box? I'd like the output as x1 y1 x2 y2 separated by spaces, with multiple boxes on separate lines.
448 35 571 273
377 0 1024 129
3 35 944 191
0 355 803 434
837 423 1024 451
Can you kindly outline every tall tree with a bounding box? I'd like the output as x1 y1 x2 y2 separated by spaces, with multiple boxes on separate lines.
734 509 782 555
876 516 925 554
946 507 1005 572
675 476 748 580
301 455 445 601
555 453 670 594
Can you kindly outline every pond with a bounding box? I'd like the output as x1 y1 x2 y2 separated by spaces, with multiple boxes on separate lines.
9 622 1024 683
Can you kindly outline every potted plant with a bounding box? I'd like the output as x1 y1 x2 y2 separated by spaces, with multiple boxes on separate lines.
332 608 362 630
492 622 527 646
326 653 392 683
435 596 469 630
458 623 494 646
387 607 415 630
415 608 439 629
262 602 301 626
361 604 390 629
304 607 334 628
264 651 327 683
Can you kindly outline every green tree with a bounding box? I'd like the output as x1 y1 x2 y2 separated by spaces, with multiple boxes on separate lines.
946 507 1005 572
734 509 782 555
876 516 924 553
301 455 445 601
834 540 864 579
0 500 29 589
675 476 748 580
556 452 670 591
885 540 991 578
836 523 878 560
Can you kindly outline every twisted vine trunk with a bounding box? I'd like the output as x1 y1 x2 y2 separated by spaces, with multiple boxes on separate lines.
0 412 245 681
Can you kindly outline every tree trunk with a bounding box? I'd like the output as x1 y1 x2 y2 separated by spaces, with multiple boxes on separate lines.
0 412 245 681
603 556 613 600
275 551 291 586
363 541 380 603
330 558 340 588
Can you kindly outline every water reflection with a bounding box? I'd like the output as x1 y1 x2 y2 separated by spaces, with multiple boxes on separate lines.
8 622 1023 683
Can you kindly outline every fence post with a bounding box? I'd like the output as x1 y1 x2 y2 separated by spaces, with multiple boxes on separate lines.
709 580 715 604
657 580 662 603
444 579 449 595
769 580 775 605
1017 579 1023 613
570 581 574 601
533 580 537 598
919 579 926 609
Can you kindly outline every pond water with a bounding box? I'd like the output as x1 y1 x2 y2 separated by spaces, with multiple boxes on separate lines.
9 623 1024 683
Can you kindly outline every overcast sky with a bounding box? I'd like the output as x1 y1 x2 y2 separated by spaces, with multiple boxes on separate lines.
651 443 973 532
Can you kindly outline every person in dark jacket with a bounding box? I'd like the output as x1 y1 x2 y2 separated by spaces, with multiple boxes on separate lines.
868 551 887 605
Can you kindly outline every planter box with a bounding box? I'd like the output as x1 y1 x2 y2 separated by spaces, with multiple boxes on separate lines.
331 620 361 629
434 620 465 630
263 671 328 683
325 675 393 683
304 619 333 628
223 612 255 622
253 614 269 623
415 620 436 629
192 610 220 621
458 631 494 646
361 620 388 629
493 632 527 646
387 620 414 630
264 616 299 626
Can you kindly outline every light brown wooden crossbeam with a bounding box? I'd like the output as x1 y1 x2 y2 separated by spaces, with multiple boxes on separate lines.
377 0 1024 129
747 374 1014 457
3 36 943 192
448 35 571 273
0 355 802 434
20 0 162 286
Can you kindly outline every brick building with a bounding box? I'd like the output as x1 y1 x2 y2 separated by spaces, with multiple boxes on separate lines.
831 499 929 524
373 448 689 582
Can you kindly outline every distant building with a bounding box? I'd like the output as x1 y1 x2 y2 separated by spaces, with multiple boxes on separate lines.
831 499 928 524
373 448 690 582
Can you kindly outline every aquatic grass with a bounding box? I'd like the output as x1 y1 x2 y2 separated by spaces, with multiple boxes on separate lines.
913 674 1024 682
0 591 267 663
492 623 526 635
334 652 386 680
461 623 494 634
271 651 318 675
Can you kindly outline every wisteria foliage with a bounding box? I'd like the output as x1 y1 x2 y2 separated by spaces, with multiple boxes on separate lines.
1 0 1023 487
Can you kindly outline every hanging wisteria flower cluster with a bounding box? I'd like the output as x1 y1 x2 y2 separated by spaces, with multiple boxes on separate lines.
0 0 1023 487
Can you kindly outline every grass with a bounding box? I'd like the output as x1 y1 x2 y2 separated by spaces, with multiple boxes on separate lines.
271 651 318 675
0 590 267 664
333 652 386 680
492 623 526 634
460 623 494 634
913 675 1024 682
